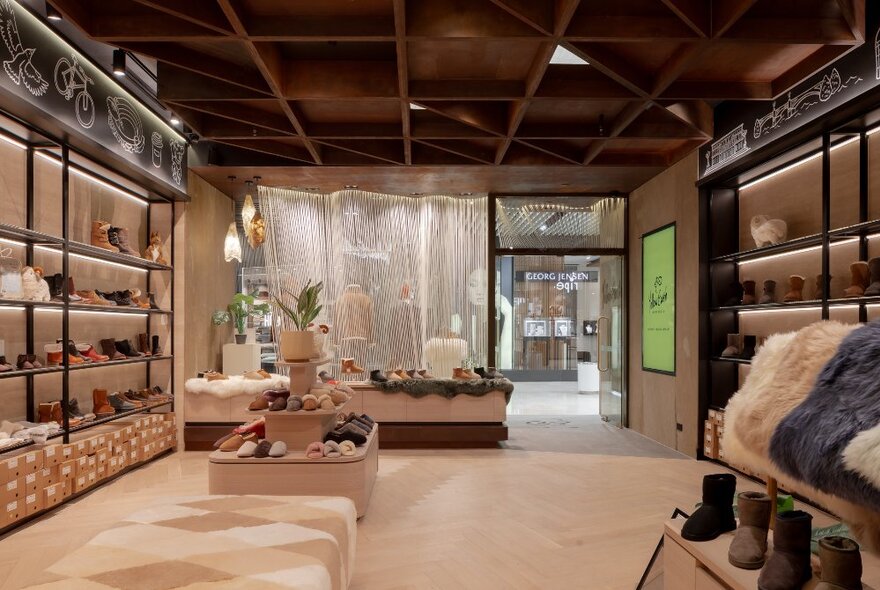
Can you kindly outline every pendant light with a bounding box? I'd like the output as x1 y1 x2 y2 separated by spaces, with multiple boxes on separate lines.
247 176 265 249
223 176 242 262
241 180 256 240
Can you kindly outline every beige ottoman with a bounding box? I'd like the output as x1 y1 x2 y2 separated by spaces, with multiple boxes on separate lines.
22 495 357 590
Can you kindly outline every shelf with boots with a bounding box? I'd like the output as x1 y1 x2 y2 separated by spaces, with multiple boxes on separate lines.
66 240 172 272
0 299 170 315
49 399 173 438
0 223 65 247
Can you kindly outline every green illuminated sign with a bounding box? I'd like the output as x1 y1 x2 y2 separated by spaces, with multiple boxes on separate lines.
642 223 675 374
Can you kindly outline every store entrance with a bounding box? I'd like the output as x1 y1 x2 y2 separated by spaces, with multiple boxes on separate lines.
496 254 625 424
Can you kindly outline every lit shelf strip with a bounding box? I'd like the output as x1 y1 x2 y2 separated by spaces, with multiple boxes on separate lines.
35 151 148 206
33 245 149 272
741 135 863 191
737 237 858 265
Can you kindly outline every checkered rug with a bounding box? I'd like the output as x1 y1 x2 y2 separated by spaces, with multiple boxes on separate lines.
22 495 357 590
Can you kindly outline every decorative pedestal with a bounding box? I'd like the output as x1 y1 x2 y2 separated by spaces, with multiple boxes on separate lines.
208 427 379 518
249 400 347 448
276 357 331 394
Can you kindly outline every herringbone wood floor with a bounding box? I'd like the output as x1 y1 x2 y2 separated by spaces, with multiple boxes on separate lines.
0 423 752 590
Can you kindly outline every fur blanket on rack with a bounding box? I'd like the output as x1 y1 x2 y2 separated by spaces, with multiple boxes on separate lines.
722 320 880 551
371 378 514 403
185 374 289 399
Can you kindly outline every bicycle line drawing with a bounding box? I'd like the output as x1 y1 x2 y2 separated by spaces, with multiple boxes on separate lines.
54 53 94 128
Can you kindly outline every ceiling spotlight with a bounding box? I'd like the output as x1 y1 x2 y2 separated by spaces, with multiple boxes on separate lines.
46 4 61 20
410 192 422 196
170 115 180 126
460 192 473 196
344 184 358 189
112 49 126 77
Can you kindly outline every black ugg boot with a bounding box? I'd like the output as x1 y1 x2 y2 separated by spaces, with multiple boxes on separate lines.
758 511 812 590
740 335 757 360
370 369 388 383
681 473 737 542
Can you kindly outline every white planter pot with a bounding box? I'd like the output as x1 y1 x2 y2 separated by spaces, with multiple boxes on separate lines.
280 330 314 362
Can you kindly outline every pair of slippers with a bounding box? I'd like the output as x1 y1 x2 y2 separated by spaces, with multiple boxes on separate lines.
310 382 352 405
302 393 335 411
248 389 290 411
233 417 266 439
243 369 272 380
216 431 256 451
306 440 355 458
325 422 368 446
237 439 287 458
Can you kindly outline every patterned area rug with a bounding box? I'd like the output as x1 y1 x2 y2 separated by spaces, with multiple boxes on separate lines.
21 495 357 590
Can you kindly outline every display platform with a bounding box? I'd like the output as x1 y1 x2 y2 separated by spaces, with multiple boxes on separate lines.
663 519 880 590
277 356 332 393
208 427 379 518
250 400 348 448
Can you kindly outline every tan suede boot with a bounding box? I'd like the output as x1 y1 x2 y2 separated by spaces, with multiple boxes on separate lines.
816 536 862 590
341 358 364 374
782 275 805 302
91 221 119 252
728 492 771 569
844 261 869 297
92 389 114 417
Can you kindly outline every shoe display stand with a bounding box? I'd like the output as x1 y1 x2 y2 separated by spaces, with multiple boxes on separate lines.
662 518 880 590
207 398 378 518
0 108 180 532
275 357 332 393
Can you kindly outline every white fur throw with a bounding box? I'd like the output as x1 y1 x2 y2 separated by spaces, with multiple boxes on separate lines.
185 374 290 400
750 215 788 248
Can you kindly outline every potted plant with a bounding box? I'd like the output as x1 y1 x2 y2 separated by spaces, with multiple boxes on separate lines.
273 280 323 361
213 293 270 344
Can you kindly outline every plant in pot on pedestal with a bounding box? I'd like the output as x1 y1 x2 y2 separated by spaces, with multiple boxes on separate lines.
273 281 323 361
212 293 270 344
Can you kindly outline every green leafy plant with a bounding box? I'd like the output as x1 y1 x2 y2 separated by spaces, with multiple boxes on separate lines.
213 293 270 335
273 280 324 331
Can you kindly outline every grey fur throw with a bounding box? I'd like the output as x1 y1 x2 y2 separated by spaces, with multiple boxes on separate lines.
370 379 514 404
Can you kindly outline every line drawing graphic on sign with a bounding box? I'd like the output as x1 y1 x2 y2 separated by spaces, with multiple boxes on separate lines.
752 69 857 138
54 54 94 128
0 0 46 96
107 96 145 153
704 123 749 175
170 139 184 185
151 132 163 168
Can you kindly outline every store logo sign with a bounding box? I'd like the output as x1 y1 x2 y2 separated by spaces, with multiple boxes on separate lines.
516 270 598 293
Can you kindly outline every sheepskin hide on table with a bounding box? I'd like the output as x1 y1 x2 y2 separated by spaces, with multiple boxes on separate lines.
771 320 880 512
721 320 880 551
185 374 290 399
371 378 514 404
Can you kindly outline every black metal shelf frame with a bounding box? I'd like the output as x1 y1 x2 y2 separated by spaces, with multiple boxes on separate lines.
0 113 176 449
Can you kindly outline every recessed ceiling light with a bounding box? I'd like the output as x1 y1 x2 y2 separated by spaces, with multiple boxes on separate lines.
550 45 589 66
409 103 425 110
46 5 62 20
170 116 180 126
112 49 126 76
344 184 358 189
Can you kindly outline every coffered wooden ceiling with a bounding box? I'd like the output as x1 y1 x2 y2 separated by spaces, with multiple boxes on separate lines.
48 0 865 194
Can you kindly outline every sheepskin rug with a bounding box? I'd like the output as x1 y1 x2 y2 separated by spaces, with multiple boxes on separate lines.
722 320 880 551
185 374 290 399
371 378 514 403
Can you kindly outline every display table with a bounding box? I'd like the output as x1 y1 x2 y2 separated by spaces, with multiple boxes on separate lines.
250 400 348 448
208 427 379 518
277 356 332 395
663 519 880 589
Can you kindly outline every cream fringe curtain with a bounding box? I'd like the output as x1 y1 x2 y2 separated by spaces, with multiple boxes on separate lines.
261 187 488 378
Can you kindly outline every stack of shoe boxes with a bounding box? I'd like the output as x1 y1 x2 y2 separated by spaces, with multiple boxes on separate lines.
0 413 177 531
704 409 725 460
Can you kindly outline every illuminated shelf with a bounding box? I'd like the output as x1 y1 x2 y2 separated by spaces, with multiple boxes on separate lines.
710 300 822 312
711 356 752 365
0 299 170 315
0 223 63 246
66 241 172 271
709 234 822 263
0 355 172 380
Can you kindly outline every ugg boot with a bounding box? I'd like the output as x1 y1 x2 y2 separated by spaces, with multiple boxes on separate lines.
100 338 125 360
341 358 364 374
681 473 737 542
115 339 143 358
723 282 744 307
864 258 880 296
47 273 63 301
151 335 162 356
815 536 862 590
757 510 813 590
92 388 114 417
109 227 138 256
758 280 776 304
38 402 54 423
843 261 869 297
783 275 805 302
91 221 119 252
370 369 388 382
728 492 772 569
721 334 742 357
740 335 757 360
741 280 757 305
137 333 152 356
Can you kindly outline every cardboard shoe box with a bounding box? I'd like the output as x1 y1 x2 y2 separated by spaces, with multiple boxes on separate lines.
1 478 23 506
2 500 22 526
58 460 75 483
0 455 22 482
42 444 63 467
20 450 42 474
43 482 65 509
23 492 41 516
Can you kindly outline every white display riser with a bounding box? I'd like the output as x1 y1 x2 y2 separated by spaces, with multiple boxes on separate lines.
208 427 379 518
664 519 880 590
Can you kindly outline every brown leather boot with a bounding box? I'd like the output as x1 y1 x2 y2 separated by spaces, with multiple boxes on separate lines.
117 390 144 408
38 402 53 423
92 389 114 417
137 333 152 356
844 261 869 297
100 338 125 360
50 401 63 423
151 335 162 356
728 492 771 569
91 220 119 252
109 226 139 256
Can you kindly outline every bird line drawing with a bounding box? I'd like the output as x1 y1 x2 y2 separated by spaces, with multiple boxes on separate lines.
0 0 47 96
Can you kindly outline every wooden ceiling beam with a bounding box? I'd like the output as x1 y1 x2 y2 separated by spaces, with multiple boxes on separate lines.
164 100 294 134
116 42 270 95
244 16 396 41
216 0 321 164
711 0 759 38
658 100 713 139
157 63 270 101
406 0 546 38
410 114 497 139
564 15 699 42
535 66 638 99
212 139 315 165
835 0 866 42
723 17 860 44
196 119 296 140
566 43 652 97
410 79 526 100
312 139 404 166
582 101 648 164
392 0 411 164
513 139 582 164
421 102 510 137
128 0 233 34
306 123 402 139
485 0 555 36
46 0 91 29
650 41 708 97
515 122 604 139
590 152 669 167
412 139 497 164
90 13 225 42
284 61 399 99
659 0 709 37
659 80 773 100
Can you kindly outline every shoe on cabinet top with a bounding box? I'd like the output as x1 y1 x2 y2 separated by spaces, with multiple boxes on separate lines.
681 473 737 542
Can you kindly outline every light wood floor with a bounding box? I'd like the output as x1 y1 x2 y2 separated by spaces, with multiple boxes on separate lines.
0 428 757 590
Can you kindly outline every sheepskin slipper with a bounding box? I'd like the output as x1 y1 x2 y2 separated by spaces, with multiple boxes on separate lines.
309 382 332 391
344 414 373 432
248 397 269 411
323 440 341 458
261 388 290 401
335 382 355 395
269 397 286 411
234 417 266 438
253 440 272 458
286 396 303 411
236 440 258 457
218 433 256 452
302 394 319 411
328 389 349 405
317 394 334 410
339 440 356 456
306 441 324 459
213 432 235 449
185 373 290 400
243 370 269 380
269 441 287 457
325 428 366 446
